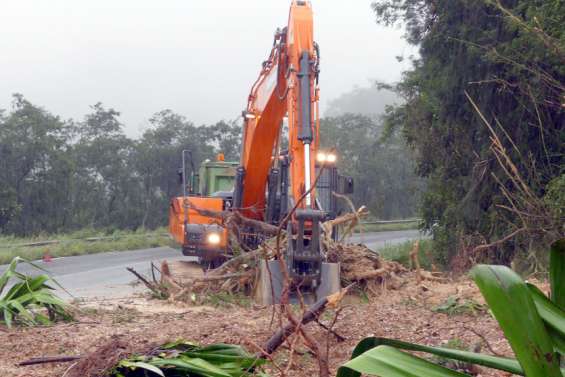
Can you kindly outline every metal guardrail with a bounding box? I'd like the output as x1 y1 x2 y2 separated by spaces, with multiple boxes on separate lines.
360 218 421 225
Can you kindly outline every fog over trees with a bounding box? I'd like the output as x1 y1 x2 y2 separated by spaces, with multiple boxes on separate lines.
0 87 416 236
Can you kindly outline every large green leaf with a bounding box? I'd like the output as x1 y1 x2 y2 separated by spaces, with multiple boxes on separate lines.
526 283 565 356
0 257 70 295
0 257 22 294
2 306 13 327
8 300 35 323
550 239 565 310
113 341 263 377
336 337 523 377
0 257 72 327
3 275 48 301
338 345 470 377
119 360 164 377
27 274 52 291
471 264 561 377
548 327 565 356
2 281 28 302
527 283 565 337
179 343 263 368
151 357 233 377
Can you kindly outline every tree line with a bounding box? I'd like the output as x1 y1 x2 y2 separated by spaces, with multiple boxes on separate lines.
0 93 420 237
0 95 240 235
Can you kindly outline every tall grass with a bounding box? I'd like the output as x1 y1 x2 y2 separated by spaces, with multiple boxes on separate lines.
378 239 438 270
0 227 174 264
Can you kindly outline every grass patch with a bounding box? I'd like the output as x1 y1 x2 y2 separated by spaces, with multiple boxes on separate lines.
432 296 486 316
354 220 419 233
202 292 253 308
378 239 437 270
0 227 175 264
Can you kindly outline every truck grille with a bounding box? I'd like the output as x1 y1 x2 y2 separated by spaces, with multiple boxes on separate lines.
186 232 203 242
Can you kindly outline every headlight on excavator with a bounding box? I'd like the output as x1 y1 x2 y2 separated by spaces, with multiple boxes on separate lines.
206 232 221 245
317 151 336 164
316 152 327 162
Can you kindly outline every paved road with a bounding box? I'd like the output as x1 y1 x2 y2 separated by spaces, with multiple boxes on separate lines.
1 247 189 300
1 230 423 299
348 229 422 251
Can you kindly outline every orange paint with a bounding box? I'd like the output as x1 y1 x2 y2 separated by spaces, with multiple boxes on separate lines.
169 197 228 248
240 1 319 220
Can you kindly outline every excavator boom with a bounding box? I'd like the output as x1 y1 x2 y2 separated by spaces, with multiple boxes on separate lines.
234 1 319 220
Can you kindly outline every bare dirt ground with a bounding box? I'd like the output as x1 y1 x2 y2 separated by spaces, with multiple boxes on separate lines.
1 263 531 377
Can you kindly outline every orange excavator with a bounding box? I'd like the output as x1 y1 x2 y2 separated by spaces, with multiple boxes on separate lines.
170 1 353 303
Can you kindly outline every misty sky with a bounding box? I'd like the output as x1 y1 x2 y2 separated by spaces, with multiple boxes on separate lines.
0 1 414 137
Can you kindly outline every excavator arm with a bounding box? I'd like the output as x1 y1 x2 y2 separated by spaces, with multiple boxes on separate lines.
232 1 338 301
234 1 320 221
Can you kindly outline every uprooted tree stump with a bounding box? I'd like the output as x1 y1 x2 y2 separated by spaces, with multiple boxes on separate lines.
127 203 445 303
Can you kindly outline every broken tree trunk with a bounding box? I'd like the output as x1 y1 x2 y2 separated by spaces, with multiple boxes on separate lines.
260 284 354 356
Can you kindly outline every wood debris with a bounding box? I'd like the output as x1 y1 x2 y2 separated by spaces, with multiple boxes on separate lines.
128 205 441 302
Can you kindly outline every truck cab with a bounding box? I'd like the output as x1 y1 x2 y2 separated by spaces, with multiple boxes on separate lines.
169 156 237 269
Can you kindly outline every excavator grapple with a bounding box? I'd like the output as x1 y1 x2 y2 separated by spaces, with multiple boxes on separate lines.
255 209 341 305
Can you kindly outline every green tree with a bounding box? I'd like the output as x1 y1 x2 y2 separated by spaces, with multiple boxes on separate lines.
0 94 73 234
202 120 242 162
70 103 139 230
320 114 422 219
134 110 215 228
373 0 564 265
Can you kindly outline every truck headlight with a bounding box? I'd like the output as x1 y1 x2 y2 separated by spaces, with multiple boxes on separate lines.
206 232 221 245
316 152 327 162
326 153 337 163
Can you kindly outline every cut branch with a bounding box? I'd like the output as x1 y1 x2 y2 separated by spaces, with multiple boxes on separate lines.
19 355 82 366
260 284 354 356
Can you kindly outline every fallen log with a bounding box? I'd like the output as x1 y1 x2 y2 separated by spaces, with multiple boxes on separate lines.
18 355 81 366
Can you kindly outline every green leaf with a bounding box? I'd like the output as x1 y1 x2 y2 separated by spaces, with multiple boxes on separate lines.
471 264 561 377
432 296 457 313
0 257 21 294
3 307 13 328
550 239 565 310
119 360 164 376
336 337 523 377
338 345 471 377
160 339 196 350
548 327 565 356
27 274 51 291
151 357 233 377
3 281 28 301
33 292 68 307
33 313 52 325
527 283 565 338
180 343 262 367
8 300 35 322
